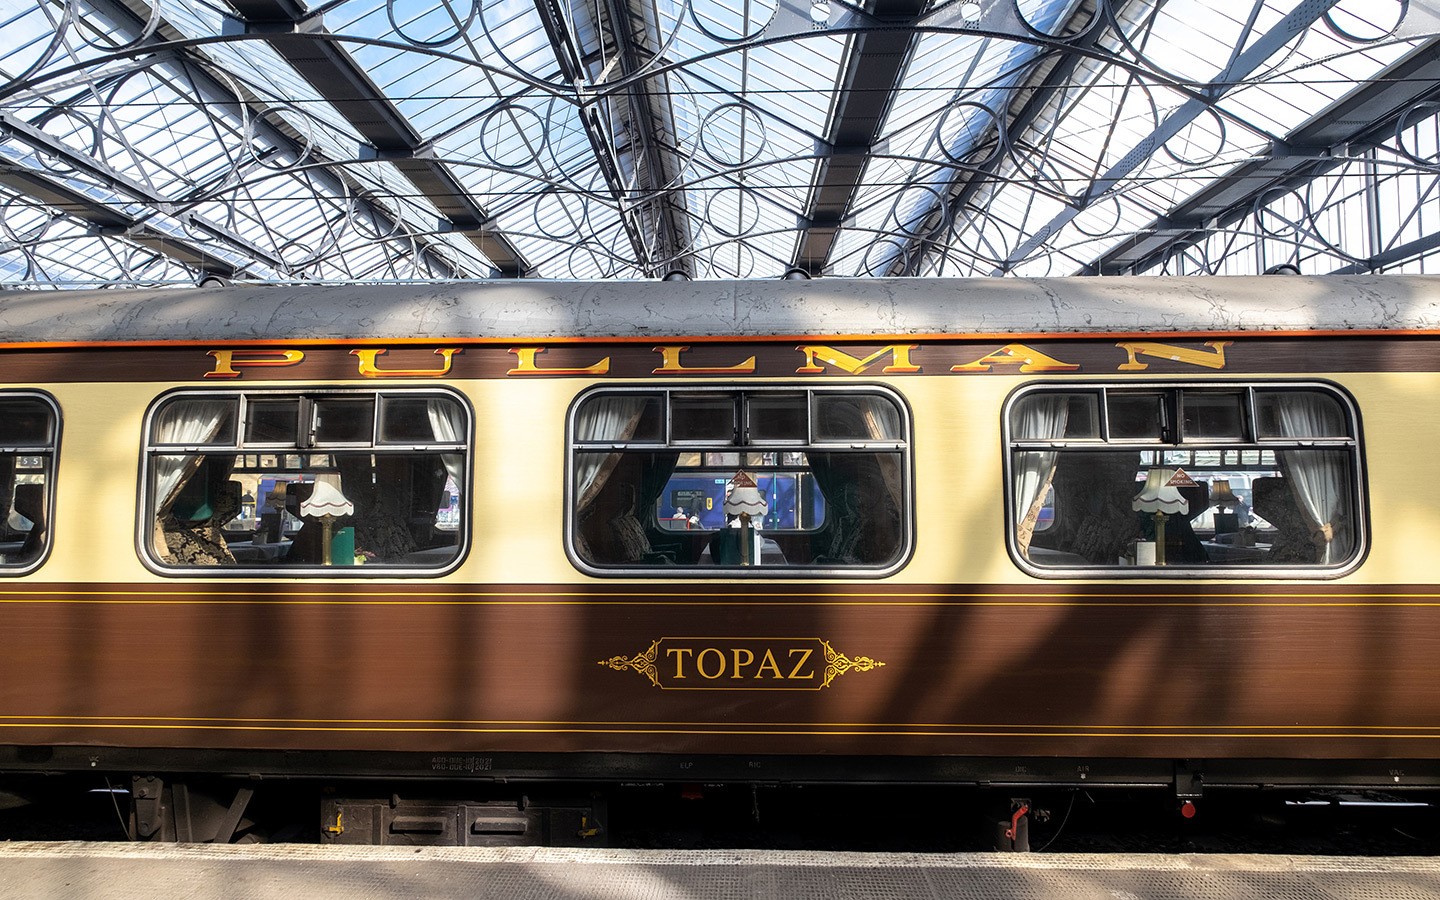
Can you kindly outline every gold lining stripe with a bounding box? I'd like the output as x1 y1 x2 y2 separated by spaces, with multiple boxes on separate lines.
6 588 1440 597
0 721 1437 739
4 598 1440 608
2 713 1438 730
4 588 1440 606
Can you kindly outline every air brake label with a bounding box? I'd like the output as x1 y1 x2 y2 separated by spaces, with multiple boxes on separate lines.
598 637 884 691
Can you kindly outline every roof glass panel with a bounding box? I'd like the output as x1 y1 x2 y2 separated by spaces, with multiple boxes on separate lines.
1 0 1437 285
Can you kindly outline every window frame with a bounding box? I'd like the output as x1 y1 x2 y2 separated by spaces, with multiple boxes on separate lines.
0 390 61 576
138 386 472 578
1002 380 1368 580
565 383 914 578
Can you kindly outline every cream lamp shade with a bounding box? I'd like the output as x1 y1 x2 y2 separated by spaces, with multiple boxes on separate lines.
300 481 354 518
1132 468 1189 515
723 470 768 518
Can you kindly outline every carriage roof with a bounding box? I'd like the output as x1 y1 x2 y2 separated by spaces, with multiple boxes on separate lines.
1 275 1438 344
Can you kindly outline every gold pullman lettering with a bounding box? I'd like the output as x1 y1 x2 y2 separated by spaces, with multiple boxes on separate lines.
950 343 1081 373
507 347 610 376
205 349 305 378
652 345 756 374
202 341 1232 379
1116 340 1231 371
795 344 921 374
353 348 461 377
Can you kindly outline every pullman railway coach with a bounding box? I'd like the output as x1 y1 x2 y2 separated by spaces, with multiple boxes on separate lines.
0 274 1438 846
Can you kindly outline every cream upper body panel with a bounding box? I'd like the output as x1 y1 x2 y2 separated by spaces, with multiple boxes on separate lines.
23 370 1422 587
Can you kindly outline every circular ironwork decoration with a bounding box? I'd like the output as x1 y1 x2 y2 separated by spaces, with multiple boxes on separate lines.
937 100 1005 169
1162 106 1228 167
35 109 98 176
561 242 595 279
246 106 315 170
708 240 757 279
121 246 183 282
1015 0 1099 41
277 238 321 277
422 241 463 279
887 183 949 240
704 185 761 238
534 188 590 240
73 0 159 50
949 212 1014 269
387 0 479 47
1395 101 1440 165
1072 196 1123 239
480 103 548 170
0 196 58 244
691 0 779 44
1254 186 1309 242
6 0 71 87
862 236 909 276
1324 0 1407 43
699 102 767 167
348 195 403 242
480 0 685 89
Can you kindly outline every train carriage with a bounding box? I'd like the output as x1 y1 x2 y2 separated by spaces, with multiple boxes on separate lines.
1 274 1439 844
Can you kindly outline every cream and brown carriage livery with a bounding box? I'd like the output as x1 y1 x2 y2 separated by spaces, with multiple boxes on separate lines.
0 275 1437 838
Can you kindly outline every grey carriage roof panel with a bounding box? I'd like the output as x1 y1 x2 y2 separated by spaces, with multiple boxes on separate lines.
2 275 1438 342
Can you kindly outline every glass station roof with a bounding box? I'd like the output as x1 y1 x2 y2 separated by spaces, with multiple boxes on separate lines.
1 0 1438 286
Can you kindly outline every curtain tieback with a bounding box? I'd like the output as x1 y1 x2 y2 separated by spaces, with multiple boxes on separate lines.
1312 522 1334 543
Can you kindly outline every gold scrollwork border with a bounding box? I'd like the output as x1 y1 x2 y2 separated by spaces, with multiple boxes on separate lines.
599 639 662 688
819 639 884 688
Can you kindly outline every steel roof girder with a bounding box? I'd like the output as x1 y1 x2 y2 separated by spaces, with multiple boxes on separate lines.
791 0 928 273
993 0 1344 274
6 0 465 281
1086 37 1440 275
529 0 665 274
0 110 287 274
596 0 692 274
223 0 529 276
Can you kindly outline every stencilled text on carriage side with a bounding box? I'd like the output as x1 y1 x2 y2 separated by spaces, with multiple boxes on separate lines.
598 638 885 691
430 756 494 773
202 340 1231 379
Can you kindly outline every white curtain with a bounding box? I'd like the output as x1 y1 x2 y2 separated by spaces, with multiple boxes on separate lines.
1273 393 1349 564
153 399 233 516
574 396 647 511
427 398 467 489
1012 395 1070 555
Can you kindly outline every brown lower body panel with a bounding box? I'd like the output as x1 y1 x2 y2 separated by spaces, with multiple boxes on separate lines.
2 582 1438 763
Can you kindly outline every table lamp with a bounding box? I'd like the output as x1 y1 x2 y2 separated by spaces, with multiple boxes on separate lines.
1210 478 1239 535
723 470 768 566
300 481 354 566
1132 468 1189 566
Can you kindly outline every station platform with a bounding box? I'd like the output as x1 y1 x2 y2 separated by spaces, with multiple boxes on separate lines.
1 843 1438 899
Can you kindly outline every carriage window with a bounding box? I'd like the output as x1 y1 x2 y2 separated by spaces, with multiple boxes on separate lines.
1007 383 1362 575
143 390 469 573
570 387 910 575
245 399 299 444
0 393 59 571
